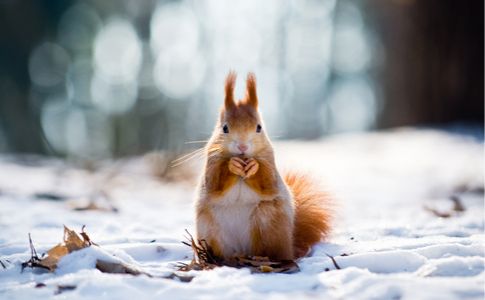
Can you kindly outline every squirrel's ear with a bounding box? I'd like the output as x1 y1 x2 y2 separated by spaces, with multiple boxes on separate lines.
245 72 258 108
224 71 237 109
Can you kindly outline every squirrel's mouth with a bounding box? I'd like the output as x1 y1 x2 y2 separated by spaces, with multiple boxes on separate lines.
237 150 253 157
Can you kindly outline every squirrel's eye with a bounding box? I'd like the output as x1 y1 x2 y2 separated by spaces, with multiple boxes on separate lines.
256 124 262 133
223 125 229 134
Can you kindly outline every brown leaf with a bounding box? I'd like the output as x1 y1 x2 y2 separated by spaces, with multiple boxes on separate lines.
23 227 193 282
237 257 274 267
260 265 274 273
38 243 69 271
277 260 300 274
246 259 300 274
63 226 89 252
96 260 143 275
23 226 93 273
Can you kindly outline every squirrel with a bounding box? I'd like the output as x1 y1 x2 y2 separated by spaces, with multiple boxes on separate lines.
195 72 335 261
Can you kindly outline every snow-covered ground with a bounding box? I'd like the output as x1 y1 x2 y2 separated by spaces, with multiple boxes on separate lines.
0 128 483 299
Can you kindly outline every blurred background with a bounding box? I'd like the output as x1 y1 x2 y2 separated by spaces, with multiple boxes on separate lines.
0 0 483 159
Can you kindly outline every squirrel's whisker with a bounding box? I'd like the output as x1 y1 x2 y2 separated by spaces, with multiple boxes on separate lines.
185 140 210 144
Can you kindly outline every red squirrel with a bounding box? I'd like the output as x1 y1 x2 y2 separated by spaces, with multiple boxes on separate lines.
195 72 334 261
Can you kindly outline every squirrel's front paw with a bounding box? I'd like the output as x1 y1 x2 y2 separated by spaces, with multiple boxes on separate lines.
229 157 246 176
244 158 259 178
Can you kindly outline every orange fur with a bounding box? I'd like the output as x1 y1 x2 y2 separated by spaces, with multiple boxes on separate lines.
250 199 294 260
285 171 335 258
224 71 237 109
245 72 258 108
195 72 335 261
243 154 279 198
204 157 240 198
195 205 223 256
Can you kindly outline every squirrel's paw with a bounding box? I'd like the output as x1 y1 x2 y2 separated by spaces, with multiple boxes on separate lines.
229 157 246 176
244 158 259 178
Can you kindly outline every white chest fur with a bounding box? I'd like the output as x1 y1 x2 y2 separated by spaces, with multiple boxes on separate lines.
212 178 261 257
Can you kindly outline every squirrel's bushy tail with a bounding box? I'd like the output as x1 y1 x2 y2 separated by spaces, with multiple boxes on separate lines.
285 171 336 258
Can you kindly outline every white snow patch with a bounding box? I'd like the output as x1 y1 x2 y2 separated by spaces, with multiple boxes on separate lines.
0 129 483 299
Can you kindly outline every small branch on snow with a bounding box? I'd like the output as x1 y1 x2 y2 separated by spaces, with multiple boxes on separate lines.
325 253 341 270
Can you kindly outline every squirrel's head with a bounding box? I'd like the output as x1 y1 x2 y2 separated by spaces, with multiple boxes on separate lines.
216 72 269 157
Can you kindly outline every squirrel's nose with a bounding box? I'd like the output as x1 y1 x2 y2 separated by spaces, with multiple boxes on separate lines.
237 144 248 152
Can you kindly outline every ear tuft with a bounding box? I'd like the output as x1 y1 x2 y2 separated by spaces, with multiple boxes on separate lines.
224 71 237 109
245 72 258 108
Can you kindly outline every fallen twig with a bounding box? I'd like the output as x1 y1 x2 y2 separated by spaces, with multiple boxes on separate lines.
424 195 467 218
55 285 76 295
325 253 341 270
424 206 452 218
21 233 49 273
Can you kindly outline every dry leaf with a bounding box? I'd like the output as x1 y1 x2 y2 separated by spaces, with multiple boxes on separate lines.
260 266 274 273
96 260 143 275
179 230 300 274
63 226 89 252
23 226 92 273
38 243 69 271
22 226 194 282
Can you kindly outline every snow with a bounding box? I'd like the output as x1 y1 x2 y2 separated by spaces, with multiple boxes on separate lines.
0 128 483 299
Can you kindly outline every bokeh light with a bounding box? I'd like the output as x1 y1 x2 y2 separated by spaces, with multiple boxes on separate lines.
332 2 371 74
27 0 381 158
151 3 205 99
328 77 377 133
153 51 206 99
90 74 138 115
150 3 199 59
29 42 70 90
40 99 70 154
57 3 102 52
93 17 142 85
